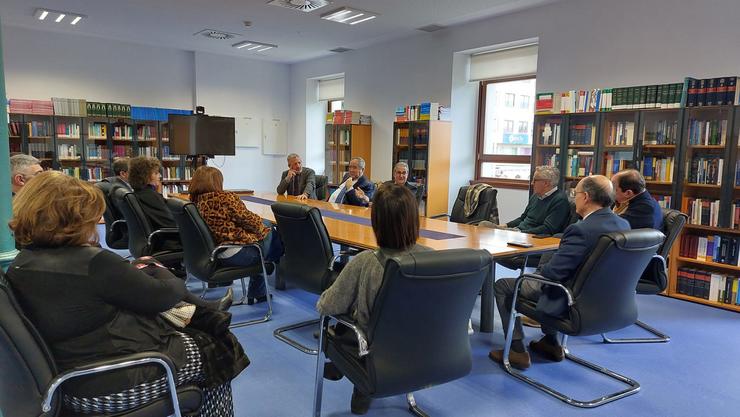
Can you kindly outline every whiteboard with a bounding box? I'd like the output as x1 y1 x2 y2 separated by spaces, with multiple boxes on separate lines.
235 116 261 148
262 118 287 155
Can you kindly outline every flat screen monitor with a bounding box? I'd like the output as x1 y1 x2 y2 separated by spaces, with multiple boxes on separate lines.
168 114 235 156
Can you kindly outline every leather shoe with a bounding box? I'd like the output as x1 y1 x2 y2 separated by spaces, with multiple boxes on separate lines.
350 387 372 415
529 337 565 362
488 348 531 370
521 316 541 328
217 288 234 311
247 293 273 305
323 362 344 381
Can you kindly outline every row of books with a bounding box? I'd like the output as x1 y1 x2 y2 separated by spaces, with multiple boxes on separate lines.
87 102 132 118
58 144 80 159
679 234 740 266
568 123 596 145
137 125 157 140
604 121 635 146
55 123 81 138
86 167 106 181
394 102 449 122
87 145 109 160
603 153 633 177
643 120 679 145
642 156 675 182
326 110 371 125
538 121 561 146
52 98 87 117
682 197 720 227
137 147 158 158
28 143 52 158
162 184 189 195
89 123 108 138
8 121 22 137
685 77 739 107
687 119 728 146
111 145 133 158
538 149 559 168
687 156 723 185
61 167 81 178
731 201 740 229
9 141 21 153
610 84 684 110
26 121 52 137
653 195 672 209
9 99 54 115
676 267 739 305
565 150 595 177
163 166 186 180
112 125 133 139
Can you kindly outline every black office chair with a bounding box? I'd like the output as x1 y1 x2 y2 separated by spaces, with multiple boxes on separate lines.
0 271 203 417
602 209 687 343
94 181 128 250
500 229 664 408
166 198 272 328
271 202 342 354
432 185 498 225
313 249 491 416
315 175 329 201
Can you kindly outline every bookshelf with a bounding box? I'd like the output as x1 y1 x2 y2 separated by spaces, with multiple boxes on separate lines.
85 115 111 181
637 108 682 209
563 113 600 197
392 121 451 216
25 114 54 170
159 120 189 195
324 123 372 186
601 110 639 178
54 115 83 179
532 114 564 189
8 113 23 154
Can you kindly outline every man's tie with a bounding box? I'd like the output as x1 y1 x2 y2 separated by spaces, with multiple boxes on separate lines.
335 186 348 204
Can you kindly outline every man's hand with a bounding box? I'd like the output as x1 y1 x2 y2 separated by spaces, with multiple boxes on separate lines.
296 193 308 200
343 177 355 190
355 188 369 204
286 170 297 181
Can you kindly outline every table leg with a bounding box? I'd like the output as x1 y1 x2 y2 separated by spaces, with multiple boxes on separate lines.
480 260 495 333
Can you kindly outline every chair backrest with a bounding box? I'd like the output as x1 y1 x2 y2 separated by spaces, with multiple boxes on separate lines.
566 229 664 335
412 182 425 206
166 198 217 280
659 208 687 259
112 188 154 258
449 186 498 224
315 175 329 201
364 249 491 397
0 271 59 417
95 182 128 249
270 202 334 294
636 208 688 294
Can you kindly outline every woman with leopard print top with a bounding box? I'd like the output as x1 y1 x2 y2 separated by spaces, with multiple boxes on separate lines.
189 166 283 304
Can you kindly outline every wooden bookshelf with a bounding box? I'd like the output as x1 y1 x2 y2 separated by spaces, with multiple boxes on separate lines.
325 124 372 186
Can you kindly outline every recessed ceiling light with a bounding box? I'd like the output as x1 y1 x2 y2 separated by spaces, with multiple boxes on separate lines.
321 7 378 25
34 8 86 25
232 40 278 52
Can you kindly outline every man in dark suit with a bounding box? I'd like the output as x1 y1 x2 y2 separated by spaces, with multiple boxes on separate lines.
277 153 316 200
489 175 630 370
383 161 422 204
612 169 662 230
102 157 133 191
329 157 375 207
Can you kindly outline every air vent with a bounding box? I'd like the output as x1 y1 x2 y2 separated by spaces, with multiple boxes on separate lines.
193 29 241 40
267 0 331 13
330 47 353 53
417 24 446 33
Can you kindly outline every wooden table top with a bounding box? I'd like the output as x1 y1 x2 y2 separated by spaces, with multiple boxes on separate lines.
242 192 560 258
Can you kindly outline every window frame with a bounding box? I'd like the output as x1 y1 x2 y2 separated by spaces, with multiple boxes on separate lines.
474 76 535 190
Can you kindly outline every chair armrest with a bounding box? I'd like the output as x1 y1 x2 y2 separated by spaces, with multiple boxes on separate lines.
211 243 261 263
652 254 667 271
147 228 181 247
110 219 126 232
326 314 370 357
328 250 360 271
516 273 575 307
42 351 184 417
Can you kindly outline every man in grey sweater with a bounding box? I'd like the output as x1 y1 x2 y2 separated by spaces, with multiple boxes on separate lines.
277 153 316 200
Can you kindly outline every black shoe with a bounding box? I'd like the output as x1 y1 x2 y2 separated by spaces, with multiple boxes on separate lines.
350 387 372 415
247 293 273 305
217 288 234 311
323 362 344 381
529 337 565 362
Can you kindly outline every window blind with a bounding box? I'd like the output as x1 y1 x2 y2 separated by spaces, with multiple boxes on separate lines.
469 44 538 82
318 78 345 101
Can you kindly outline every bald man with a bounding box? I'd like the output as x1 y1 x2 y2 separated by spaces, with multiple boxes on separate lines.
489 175 630 370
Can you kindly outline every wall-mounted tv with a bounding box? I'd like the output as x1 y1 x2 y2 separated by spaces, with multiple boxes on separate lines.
168 114 236 156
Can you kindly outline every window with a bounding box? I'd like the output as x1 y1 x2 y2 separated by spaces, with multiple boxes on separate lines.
519 95 530 109
505 93 515 107
328 100 344 112
503 120 514 133
475 77 536 187
518 121 528 133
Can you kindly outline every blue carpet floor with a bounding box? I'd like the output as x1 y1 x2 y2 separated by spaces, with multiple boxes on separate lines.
100 226 740 417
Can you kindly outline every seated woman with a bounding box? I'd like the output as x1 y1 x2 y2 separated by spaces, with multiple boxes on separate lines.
128 155 182 252
7 171 248 416
189 166 283 304
316 183 431 415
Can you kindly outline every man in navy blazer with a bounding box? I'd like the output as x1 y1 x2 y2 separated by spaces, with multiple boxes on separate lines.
489 175 630 370
329 157 375 207
612 169 662 230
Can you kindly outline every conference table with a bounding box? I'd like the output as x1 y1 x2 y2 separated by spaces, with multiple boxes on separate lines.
238 192 560 333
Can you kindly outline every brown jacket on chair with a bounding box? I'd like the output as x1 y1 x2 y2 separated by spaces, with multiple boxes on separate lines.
195 191 269 245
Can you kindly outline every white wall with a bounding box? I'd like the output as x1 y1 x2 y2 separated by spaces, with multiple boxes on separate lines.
290 0 740 219
2 25 193 108
193 51 291 192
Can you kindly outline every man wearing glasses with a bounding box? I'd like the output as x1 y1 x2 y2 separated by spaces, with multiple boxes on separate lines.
10 154 43 196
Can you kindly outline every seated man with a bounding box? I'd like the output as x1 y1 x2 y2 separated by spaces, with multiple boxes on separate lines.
612 169 662 230
102 157 132 191
383 161 422 204
489 175 630 370
277 153 316 200
10 154 43 196
328 157 375 207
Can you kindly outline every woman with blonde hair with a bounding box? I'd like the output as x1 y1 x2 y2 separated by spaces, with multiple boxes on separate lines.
189 165 283 304
7 171 246 416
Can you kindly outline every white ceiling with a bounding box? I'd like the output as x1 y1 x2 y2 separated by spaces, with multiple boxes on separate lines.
0 0 558 64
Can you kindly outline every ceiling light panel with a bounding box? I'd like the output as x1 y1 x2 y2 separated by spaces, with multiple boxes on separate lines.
321 7 378 25
34 8 86 25
232 40 277 52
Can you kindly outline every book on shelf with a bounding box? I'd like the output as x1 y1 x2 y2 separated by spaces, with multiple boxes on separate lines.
56 122 80 138
687 155 723 185
642 156 674 182
653 195 672 209
539 121 561 145
605 121 635 146
8 121 22 136
687 119 728 146
394 102 446 122
52 97 87 117
643 119 679 145
27 120 52 137
568 122 596 145
9 99 53 115
684 76 740 107
604 152 633 177
535 93 555 114
681 197 720 227
566 150 595 177
539 148 560 168
732 201 740 229
676 268 740 304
